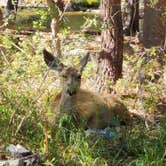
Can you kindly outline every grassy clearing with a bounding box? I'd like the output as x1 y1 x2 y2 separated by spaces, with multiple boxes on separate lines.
0 28 166 165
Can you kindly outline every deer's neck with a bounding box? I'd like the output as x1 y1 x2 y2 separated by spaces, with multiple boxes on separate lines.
59 90 76 114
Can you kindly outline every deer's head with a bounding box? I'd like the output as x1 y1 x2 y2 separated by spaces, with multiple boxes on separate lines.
43 49 90 96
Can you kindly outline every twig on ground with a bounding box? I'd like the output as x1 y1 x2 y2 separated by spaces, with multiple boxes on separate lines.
0 48 10 65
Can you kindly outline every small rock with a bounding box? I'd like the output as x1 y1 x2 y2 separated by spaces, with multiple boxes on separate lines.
7 144 32 159
0 159 24 166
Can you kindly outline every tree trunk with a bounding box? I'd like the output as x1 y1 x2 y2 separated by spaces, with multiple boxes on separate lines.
143 0 166 48
5 0 18 18
0 8 3 26
124 0 139 36
95 0 123 93
56 0 65 11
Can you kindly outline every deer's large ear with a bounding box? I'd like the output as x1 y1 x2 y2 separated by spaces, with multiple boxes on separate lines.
79 52 90 73
43 49 64 71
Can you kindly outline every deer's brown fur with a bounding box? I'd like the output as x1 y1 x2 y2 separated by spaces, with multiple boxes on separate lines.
53 89 131 129
43 49 131 129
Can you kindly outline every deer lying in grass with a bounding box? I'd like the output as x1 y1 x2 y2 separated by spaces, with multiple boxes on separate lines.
43 49 131 129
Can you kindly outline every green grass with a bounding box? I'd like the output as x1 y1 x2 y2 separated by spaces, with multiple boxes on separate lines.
0 27 166 165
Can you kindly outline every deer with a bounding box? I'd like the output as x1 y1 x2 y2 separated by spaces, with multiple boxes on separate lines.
43 49 131 129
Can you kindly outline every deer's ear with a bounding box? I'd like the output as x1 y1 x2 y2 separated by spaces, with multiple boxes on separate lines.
43 49 64 71
79 52 90 73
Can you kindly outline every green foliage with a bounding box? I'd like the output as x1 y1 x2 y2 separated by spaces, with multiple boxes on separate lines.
162 8 166 17
33 9 52 30
126 122 166 166
150 0 159 5
81 15 101 32
73 0 100 5
0 28 166 165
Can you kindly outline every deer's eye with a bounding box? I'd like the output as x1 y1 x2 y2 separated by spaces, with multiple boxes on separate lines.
62 74 67 79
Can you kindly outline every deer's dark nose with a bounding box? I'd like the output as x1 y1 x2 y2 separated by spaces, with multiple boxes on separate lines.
66 84 77 96
67 88 77 96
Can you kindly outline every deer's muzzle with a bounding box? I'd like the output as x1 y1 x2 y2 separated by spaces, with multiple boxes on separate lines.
67 86 77 96
67 89 77 96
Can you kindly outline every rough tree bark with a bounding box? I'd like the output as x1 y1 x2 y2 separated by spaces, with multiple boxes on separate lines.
0 8 3 26
143 0 166 48
95 0 123 93
124 0 139 36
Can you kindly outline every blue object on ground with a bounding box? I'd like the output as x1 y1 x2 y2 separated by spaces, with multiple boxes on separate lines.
86 127 116 139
